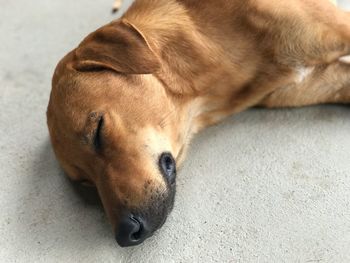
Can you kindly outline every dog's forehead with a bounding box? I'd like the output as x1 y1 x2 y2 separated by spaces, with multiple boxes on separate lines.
49 69 172 142
51 74 139 123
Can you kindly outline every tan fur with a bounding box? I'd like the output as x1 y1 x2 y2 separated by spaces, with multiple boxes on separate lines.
47 0 350 237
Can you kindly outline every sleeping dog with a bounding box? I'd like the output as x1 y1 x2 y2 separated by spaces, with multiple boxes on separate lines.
47 0 350 247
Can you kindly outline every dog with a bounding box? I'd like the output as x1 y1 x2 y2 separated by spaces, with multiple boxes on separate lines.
47 0 350 247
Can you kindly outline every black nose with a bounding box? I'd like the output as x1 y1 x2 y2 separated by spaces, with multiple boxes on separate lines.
115 214 150 247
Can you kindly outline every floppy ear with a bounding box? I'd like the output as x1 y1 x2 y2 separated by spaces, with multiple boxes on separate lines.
73 19 160 74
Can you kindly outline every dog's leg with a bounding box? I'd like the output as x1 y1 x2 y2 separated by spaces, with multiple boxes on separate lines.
260 61 350 107
251 0 350 66
256 1 350 108
112 0 122 13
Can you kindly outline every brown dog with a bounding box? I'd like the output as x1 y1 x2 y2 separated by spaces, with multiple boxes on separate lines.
47 0 350 247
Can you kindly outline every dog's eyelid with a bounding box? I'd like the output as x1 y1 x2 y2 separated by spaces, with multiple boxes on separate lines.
93 115 104 151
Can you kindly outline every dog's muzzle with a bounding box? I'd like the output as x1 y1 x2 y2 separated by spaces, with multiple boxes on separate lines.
115 180 176 247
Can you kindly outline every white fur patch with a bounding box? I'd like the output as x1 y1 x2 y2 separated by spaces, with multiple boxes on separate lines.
141 127 173 159
137 126 172 189
112 0 122 12
339 55 350 64
295 66 315 83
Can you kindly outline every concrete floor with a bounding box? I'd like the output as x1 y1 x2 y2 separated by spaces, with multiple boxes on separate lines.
1 0 350 262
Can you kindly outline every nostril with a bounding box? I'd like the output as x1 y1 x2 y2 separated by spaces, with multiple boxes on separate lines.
129 216 143 241
115 214 150 247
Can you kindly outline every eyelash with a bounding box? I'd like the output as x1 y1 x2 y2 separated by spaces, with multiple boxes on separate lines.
93 116 104 151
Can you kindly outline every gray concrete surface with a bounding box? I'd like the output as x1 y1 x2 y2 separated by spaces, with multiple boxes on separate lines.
1 0 350 262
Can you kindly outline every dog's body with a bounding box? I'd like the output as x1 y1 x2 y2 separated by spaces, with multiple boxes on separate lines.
111 0 350 165
47 0 350 247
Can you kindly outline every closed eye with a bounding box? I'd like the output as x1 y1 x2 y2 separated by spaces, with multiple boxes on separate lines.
93 116 104 151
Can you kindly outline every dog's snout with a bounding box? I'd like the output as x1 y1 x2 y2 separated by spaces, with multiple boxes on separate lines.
115 214 150 247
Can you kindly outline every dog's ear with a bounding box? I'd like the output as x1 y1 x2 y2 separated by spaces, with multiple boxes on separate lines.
73 20 160 74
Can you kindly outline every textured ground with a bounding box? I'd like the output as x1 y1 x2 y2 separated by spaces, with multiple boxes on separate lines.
1 0 350 262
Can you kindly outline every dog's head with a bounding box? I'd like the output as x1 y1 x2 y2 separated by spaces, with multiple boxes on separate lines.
47 20 183 247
